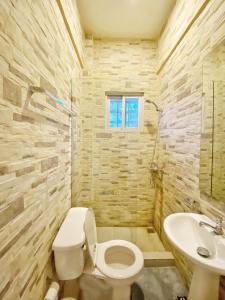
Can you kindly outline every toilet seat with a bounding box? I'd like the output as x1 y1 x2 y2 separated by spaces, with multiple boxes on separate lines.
96 240 144 280
84 208 144 290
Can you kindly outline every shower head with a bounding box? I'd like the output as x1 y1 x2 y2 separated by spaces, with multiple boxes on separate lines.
146 100 162 112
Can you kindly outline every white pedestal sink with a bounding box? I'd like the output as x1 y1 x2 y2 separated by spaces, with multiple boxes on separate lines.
164 213 225 300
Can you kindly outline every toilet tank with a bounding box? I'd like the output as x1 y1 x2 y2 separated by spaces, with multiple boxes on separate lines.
52 207 88 280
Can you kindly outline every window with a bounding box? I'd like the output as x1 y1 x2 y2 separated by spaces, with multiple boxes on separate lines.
109 98 122 128
107 95 142 130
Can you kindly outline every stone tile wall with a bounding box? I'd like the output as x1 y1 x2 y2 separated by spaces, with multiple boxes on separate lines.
157 0 225 285
0 1 83 299
71 74 82 207
77 38 160 226
158 0 208 68
1 0 225 296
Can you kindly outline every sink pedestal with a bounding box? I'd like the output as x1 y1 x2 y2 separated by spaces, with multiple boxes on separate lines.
188 265 219 300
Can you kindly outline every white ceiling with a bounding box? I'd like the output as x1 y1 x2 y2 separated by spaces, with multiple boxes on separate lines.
76 0 176 40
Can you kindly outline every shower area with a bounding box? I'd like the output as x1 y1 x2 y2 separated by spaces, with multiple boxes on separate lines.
72 38 173 265
95 99 170 264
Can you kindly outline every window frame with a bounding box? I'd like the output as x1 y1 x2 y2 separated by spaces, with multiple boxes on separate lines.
106 95 143 131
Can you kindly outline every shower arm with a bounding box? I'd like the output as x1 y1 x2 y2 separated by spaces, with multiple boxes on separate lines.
145 100 162 112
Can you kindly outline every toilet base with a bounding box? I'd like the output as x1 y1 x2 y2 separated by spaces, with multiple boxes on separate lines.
112 285 131 300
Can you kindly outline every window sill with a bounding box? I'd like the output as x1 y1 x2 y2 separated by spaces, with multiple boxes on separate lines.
105 128 143 133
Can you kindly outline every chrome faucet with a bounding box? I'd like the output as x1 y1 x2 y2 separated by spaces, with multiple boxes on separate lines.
199 217 224 235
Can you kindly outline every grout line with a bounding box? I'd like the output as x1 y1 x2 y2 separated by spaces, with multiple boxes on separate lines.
56 0 84 69
157 0 210 75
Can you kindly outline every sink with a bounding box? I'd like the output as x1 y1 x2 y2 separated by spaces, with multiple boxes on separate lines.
164 213 225 274
164 213 225 300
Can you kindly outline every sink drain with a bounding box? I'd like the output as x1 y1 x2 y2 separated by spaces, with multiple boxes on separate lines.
197 246 210 258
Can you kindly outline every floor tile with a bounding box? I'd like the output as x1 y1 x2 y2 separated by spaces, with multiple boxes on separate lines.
134 267 188 300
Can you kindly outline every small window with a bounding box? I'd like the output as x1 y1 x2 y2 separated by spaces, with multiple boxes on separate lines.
109 97 122 128
125 98 139 128
107 95 142 130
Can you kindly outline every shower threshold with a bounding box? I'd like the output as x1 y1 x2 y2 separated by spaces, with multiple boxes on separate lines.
97 227 174 267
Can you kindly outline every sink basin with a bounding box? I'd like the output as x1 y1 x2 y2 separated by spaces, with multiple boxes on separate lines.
164 213 225 274
164 213 225 300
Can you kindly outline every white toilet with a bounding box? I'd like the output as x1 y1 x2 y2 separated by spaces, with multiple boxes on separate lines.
52 207 144 300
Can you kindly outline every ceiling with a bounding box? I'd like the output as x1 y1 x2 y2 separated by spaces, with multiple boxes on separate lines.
76 0 176 40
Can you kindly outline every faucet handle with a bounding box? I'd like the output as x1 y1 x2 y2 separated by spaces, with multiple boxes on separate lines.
215 217 225 227
213 217 224 235
215 217 225 232
215 217 224 225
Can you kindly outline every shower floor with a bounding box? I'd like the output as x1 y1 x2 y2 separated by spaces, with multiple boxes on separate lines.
97 227 174 266
97 227 164 251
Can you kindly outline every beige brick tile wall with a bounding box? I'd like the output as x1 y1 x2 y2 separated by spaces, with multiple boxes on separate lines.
1 0 225 296
158 0 208 68
0 1 83 299
157 0 225 285
77 38 160 226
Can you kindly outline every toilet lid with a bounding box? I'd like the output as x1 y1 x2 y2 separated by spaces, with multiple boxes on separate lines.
96 240 144 280
84 208 97 265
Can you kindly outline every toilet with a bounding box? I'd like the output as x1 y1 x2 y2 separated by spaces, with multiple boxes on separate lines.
52 208 144 300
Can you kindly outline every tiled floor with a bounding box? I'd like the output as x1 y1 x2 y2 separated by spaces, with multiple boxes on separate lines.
75 267 188 300
134 267 188 300
97 227 165 252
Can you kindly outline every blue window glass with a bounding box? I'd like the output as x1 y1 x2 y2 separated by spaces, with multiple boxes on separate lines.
125 98 139 128
109 98 122 128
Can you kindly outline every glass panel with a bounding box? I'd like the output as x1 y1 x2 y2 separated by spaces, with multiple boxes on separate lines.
201 39 225 205
125 98 139 128
109 98 122 128
212 81 225 202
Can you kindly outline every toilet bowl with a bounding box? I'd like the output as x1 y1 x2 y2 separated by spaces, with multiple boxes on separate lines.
83 208 144 299
53 208 144 300
88 240 143 299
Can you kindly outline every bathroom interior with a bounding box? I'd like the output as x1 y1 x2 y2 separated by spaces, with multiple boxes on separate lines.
0 0 225 299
